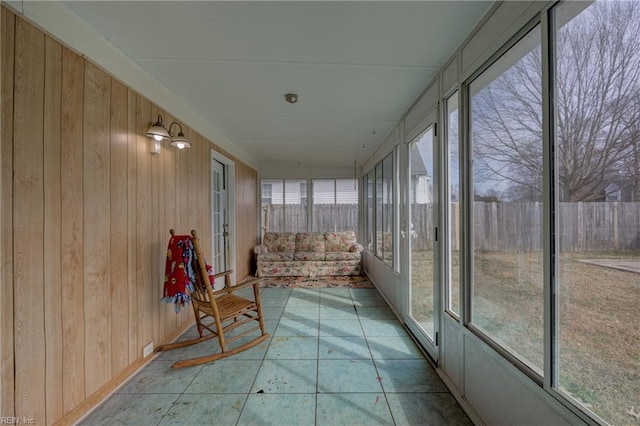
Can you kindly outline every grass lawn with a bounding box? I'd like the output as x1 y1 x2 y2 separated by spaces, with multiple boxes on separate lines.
411 250 640 425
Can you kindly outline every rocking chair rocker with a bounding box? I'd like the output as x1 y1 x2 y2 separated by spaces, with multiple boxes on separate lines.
157 229 269 369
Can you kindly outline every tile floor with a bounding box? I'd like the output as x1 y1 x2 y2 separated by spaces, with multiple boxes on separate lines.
80 286 472 426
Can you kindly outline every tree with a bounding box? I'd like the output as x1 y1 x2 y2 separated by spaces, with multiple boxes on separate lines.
472 0 640 202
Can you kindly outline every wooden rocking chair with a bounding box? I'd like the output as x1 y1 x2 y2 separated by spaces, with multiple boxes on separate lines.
157 230 269 369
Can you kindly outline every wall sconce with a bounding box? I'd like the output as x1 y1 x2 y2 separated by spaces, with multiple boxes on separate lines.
146 114 191 154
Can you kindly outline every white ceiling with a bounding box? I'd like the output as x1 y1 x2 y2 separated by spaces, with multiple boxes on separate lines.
61 1 492 169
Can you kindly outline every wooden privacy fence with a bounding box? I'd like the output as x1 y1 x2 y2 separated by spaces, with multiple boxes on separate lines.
265 202 640 252
263 204 359 236
471 202 640 252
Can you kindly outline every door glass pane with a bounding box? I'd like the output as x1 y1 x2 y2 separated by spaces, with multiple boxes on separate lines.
555 1 640 423
212 163 225 273
447 93 461 316
470 25 544 373
410 128 435 337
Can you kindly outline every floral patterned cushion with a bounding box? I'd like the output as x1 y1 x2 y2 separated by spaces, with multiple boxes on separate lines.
255 232 362 277
263 232 296 252
257 251 294 262
254 244 268 255
257 261 309 277
324 231 357 252
294 251 325 261
325 252 360 261
295 233 325 252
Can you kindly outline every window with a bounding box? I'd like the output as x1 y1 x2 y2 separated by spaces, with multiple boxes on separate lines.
260 179 307 233
364 172 374 252
469 25 544 373
261 182 273 205
311 178 358 236
300 182 308 205
261 179 283 232
382 154 394 266
335 179 359 236
312 179 336 233
284 179 307 233
375 162 384 260
554 2 640 423
446 92 461 316
366 153 395 266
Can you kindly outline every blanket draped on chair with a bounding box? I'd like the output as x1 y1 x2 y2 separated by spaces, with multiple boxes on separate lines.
163 233 216 312
162 234 197 312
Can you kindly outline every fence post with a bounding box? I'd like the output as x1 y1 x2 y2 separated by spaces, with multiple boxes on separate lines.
613 202 619 250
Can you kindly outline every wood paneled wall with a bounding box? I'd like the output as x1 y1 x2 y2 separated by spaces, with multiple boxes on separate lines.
0 8 259 425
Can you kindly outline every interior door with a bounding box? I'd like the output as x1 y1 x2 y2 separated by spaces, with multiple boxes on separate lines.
211 159 228 289
405 113 439 360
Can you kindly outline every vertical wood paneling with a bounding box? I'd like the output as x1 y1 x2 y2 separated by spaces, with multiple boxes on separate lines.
126 89 138 364
157 113 167 340
44 35 63 425
238 163 259 277
202 143 212 264
83 62 112 395
179 146 188 236
163 130 177 332
110 78 129 374
150 105 161 345
60 45 85 413
13 17 46 422
187 136 198 229
0 7 15 417
136 96 153 352
2 6 260 422
197 134 206 250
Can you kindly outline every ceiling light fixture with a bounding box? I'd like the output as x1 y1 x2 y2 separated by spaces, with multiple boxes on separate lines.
146 114 191 153
285 93 298 104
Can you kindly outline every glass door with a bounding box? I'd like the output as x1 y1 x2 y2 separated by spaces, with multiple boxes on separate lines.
211 159 228 289
405 118 438 358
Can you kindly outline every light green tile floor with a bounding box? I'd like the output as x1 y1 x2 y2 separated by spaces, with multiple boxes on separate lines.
80 286 472 426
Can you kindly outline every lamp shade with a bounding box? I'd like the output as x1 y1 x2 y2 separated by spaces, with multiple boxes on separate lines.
146 116 170 141
170 131 191 149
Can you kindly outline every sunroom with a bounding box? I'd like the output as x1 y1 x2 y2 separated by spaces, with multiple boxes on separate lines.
1 1 638 425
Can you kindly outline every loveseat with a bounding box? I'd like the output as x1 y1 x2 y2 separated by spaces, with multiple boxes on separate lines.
254 231 363 277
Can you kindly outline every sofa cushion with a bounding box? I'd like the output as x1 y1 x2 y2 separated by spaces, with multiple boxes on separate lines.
324 231 357 252
324 251 360 261
294 251 325 261
257 251 294 262
257 261 308 277
263 232 296 252
295 233 325 252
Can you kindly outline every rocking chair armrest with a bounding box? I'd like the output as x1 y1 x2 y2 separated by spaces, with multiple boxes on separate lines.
212 276 262 296
211 270 234 281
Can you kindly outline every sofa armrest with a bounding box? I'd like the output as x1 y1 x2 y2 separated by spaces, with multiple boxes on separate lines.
350 243 364 253
254 244 268 255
